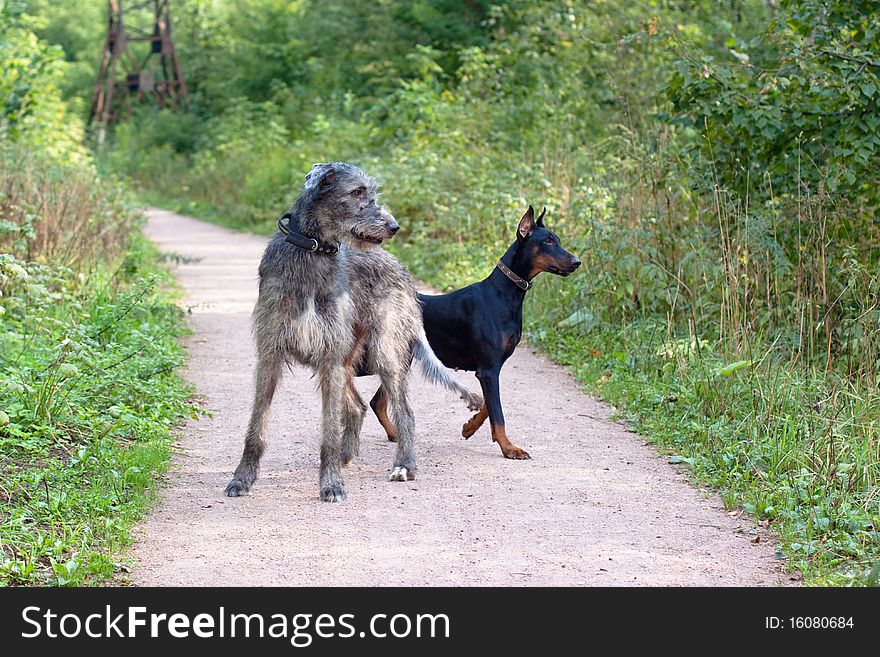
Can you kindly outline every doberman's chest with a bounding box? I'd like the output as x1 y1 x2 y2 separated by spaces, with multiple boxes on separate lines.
462 324 521 370
502 331 522 357
426 312 522 371
420 283 525 371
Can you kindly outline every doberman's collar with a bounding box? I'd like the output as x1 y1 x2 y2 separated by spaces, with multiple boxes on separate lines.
277 211 339 256
495 260 531 291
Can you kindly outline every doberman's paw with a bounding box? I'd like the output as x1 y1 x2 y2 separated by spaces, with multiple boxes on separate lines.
389 466 415 481
462 416 481 439
502 446 531 460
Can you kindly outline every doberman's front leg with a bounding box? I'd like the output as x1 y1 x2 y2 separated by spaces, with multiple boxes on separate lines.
475 368 531 460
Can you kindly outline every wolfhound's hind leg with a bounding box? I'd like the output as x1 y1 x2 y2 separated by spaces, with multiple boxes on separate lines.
382 373 416 481
318 365 348 502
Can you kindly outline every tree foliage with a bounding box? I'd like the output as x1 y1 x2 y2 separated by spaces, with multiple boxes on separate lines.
1 0 88 163
669 0 880 206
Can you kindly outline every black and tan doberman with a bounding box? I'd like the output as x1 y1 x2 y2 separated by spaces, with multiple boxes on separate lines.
365 205 580 459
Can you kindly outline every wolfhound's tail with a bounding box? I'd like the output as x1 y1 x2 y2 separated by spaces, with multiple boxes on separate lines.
412 329 483 411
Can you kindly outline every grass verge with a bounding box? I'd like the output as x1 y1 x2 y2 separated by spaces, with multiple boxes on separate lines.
0 234 197 586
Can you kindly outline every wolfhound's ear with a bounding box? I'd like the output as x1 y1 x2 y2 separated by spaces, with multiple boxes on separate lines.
304 163 336 191
517 205 536 241
536 207 546 228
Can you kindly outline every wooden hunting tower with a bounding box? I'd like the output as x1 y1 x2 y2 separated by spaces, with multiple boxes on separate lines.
88 0 188 143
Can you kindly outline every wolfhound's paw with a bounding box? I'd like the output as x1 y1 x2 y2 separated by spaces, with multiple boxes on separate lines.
224 477 251 497
389 466 415 482
340 448 356 466
463 393 484 412
320 484 346 502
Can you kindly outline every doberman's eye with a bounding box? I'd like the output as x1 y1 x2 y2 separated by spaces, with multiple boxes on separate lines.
545 237 555 245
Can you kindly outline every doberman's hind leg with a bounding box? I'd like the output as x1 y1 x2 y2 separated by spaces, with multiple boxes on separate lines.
475 369 531 460
462 403 488 439
370 386 398 442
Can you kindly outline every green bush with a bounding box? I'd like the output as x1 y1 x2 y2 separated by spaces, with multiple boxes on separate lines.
1 0 89 165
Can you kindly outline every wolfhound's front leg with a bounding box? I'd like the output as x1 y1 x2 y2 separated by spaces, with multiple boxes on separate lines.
226 351 284 496
318 364 348 501
383 373 416 481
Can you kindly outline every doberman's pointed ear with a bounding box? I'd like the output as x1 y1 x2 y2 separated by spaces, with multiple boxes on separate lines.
536 207 546 228
517 205 536 241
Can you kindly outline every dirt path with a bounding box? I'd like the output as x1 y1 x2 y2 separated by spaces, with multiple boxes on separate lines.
134 208 785 586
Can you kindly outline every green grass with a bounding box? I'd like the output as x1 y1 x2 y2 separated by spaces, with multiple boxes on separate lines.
0 234 197 586
530 323 880 587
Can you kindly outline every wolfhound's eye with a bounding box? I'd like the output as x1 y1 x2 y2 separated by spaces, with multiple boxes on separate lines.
351 188 365 198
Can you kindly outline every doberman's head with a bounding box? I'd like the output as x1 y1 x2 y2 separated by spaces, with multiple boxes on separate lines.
513 206 581 279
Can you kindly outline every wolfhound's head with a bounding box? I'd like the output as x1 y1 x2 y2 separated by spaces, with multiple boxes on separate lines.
293 162 399 248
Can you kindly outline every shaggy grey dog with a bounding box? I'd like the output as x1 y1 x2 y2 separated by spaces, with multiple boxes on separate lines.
224 162 482 502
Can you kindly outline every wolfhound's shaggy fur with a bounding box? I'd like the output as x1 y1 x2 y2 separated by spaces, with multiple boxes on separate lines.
224 162 481 502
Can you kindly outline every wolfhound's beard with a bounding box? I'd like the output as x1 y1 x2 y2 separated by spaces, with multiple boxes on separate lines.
347 221 392 246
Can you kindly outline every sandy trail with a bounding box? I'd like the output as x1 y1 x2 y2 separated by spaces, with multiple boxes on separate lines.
133 208 785 586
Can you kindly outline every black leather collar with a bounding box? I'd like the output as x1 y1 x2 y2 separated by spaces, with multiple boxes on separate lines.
496 260 531 291
277 211 339 256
